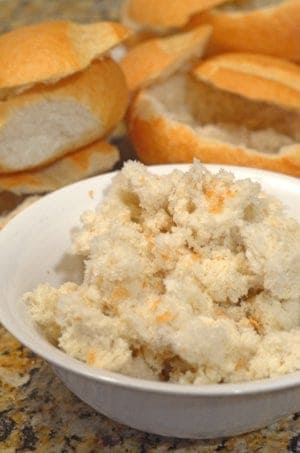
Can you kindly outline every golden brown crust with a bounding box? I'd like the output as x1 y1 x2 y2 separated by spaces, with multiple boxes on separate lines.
0 20 130 98
0 58 128 173
0 140 119 195
192 53 300 110
123 30 158 50
122 0 228 31
127 91 300 177
190 0 300 62
120 25 211 92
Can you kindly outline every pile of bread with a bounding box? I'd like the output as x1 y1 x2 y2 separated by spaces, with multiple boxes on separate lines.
0 0 299 220
121 0 300 176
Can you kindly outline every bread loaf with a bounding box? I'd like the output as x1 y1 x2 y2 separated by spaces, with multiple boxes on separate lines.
0 21 129 173
190 0 300 61
0 59 127 173
127 53 300 176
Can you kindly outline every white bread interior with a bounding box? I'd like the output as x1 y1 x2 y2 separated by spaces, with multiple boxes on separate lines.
0 100 100 171
0 58 128 173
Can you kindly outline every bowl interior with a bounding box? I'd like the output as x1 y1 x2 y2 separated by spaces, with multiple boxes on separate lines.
0 164 299 393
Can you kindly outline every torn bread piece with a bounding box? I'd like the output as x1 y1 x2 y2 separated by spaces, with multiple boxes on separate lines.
0 140 119 195
190 0 300 62
120 25 212 92
127 53 300 176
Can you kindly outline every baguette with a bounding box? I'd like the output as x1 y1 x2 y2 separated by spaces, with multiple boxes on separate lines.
0 139 119 195
127 53 300 177
190 0 300 61
0 21 129 174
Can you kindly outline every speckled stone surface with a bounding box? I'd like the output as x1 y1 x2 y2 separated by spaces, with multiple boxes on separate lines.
0 1 299 451
0 0 122 33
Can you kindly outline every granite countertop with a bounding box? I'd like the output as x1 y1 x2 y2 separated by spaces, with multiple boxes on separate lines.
0 1 299 451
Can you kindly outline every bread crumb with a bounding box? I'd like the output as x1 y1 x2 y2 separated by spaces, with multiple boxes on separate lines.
25 161 300 384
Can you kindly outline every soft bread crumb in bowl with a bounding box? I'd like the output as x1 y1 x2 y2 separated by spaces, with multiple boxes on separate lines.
24 161 300 385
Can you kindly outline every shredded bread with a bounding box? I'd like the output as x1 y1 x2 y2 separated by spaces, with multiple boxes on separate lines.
25 161 300 384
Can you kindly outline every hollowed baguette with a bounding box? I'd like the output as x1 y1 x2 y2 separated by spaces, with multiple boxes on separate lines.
120 25 212 92
0 58 127 173
190 0 300 62
0 139 119 195
127 53 300 177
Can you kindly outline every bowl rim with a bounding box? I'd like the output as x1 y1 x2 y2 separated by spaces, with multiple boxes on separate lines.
0 163 300 397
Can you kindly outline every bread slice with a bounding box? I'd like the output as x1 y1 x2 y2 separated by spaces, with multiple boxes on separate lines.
0 139 119 195
190 0 300 62
0 20 130 99
127 53 300 177
122 0 228 32
0 58 127 173
120 25 212 92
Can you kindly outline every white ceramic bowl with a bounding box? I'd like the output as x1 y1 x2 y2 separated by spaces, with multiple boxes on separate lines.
0 164 299 439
